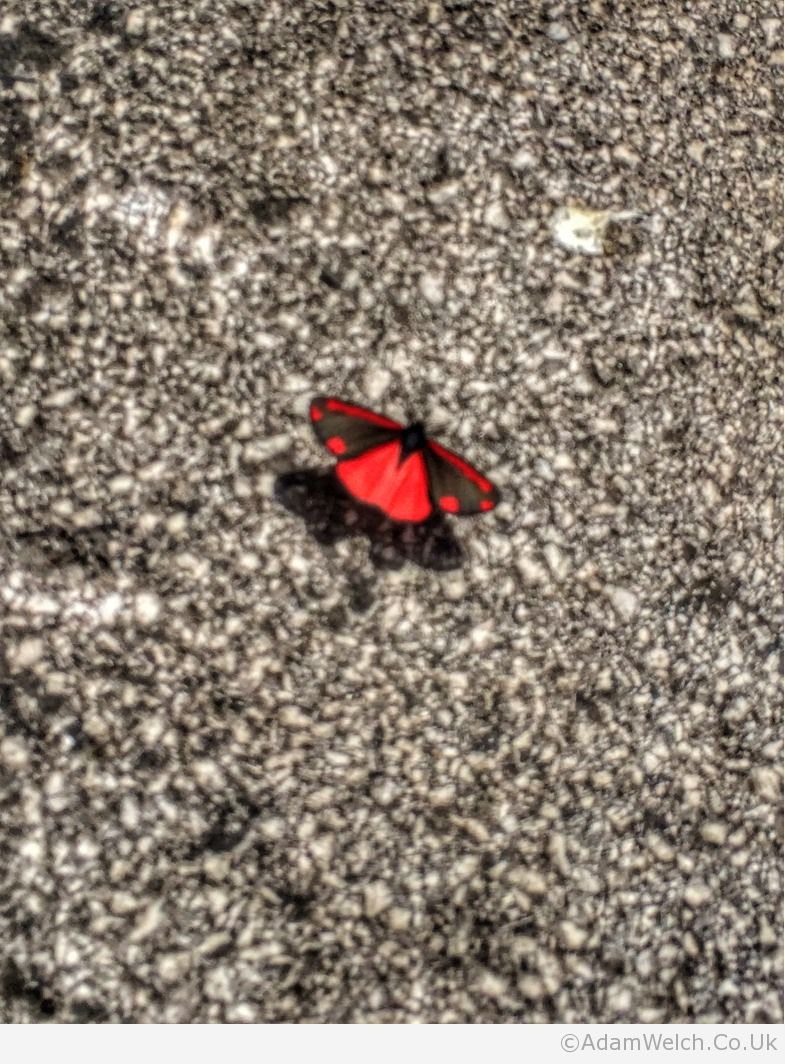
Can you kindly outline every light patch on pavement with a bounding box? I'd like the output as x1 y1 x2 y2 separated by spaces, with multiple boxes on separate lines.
550 205 643 255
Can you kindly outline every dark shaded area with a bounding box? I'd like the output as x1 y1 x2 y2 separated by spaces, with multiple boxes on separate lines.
11 522 118 573
0 23 65 86
1 959 57 1018
275 468 465 572
249 191 306 226
0 97 33 190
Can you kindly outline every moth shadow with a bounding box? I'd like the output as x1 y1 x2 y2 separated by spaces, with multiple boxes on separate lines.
274 468 465 572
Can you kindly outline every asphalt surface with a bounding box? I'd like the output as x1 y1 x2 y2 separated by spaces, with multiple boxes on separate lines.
0 1 782 1024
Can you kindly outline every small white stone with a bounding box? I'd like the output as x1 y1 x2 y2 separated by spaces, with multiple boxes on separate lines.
126 9 146 35
477 970 509 999
608 586 639 621
684 880 712 907
364 881 392 917
130 901 164 942
646 646 670 672
751 766 781 801
612 143 640 166
43 387 77 408
442 572 466 601
483 199 507 230
305 786 334 811
546 22 570 42
363 366 392 402
759 916 777 946
717 33 735 59
1 736 29 770
419 271 444 305
110 891 139 915
280 705 310 728
543 542 569 580
700 821 727 845
428 178 463 206
516 556 546 586
429 784 456 808
158 952 190 983
120 797 139 830
72 507 102 529
387 906 411 931
10 636 44 671
27 594 60 616
560 920 588 950
20 837 44 862
510 147 537 171
227 1003 257 1023
14 404 36 427
260 817 285 840
519 974 545 999
138 460 167 482
109 474 135 494
244 433 291 462
98 593 124 625
135 592 160 625
193 759 224 789
166 512 188 535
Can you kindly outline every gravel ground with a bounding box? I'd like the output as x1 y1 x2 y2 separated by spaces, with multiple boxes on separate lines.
0 0 782 1024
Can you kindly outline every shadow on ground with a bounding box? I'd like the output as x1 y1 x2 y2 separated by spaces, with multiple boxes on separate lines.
275 468 465 571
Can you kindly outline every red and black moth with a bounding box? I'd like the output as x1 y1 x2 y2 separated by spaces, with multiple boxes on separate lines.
309 396 500 523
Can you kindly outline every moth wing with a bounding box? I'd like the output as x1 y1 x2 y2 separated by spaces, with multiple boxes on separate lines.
425 438 500 515
337 440 432 523
310 396 402 459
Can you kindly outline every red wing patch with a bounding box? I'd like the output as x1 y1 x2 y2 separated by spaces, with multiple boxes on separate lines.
316 396 401 430
309 396 401 460
326 436 347 455
425 439 500 516
336 440 432 522
307 396 499 523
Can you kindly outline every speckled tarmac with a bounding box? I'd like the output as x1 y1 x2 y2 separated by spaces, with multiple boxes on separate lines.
0 1 782 1024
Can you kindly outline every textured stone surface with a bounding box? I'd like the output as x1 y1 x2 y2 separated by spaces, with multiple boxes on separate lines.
0 0 782 1023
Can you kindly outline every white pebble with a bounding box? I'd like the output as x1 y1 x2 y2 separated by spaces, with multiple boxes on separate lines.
419 271 444 305
364 881 392 917
1 736 30 770
510 147 537 170
560 921 588 950
546 22 570 42
700 821 727 845
14 404 36 427
10 636 44 671
280 705 311 728
483 199 507 230
134 592 160 625
684 880 712 907
363 366 392 402
126 9 145 35
608 586 639 621
109 474 135 494
717 33 735 59
43 387 77 408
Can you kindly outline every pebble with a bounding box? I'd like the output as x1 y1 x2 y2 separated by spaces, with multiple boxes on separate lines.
608 586 639 621
9 637 44 672
134 593 160 626
560 921 588 950
684 881 712 907
700 821 727 845
419 271 445 305
364 882 393 918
